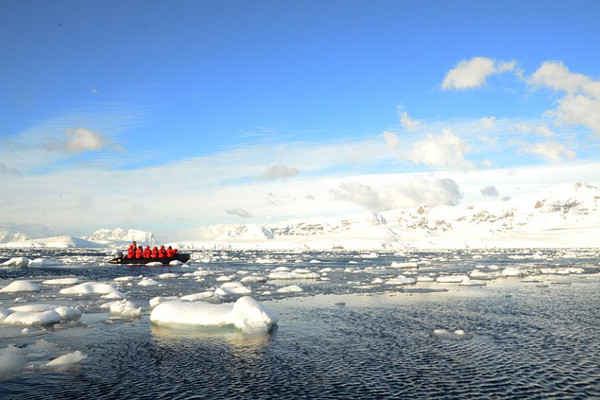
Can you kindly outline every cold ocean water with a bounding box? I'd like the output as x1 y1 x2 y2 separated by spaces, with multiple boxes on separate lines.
1 248 599 399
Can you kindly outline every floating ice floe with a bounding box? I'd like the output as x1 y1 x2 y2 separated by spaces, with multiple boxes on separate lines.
385 275 417 285
436 275 469 283
417 276 435 282
157 273 178 279
180 291 214 302
101 300 142 318
1 304 82 325
137 278 160 287
277 284 303 293
1 280 41 293
1 257 30 267
501 267 525 277
46 351 87 367
268 268 320 280
169 260 185 266
240 275 267 284
29 258 62 267
215 282 252 297
431 329 473 340
149 296 180 309
59 282 124 298
469 269 498 280
42 277 81 286
459 278 487 286
391 261 419 269
150 296 278 335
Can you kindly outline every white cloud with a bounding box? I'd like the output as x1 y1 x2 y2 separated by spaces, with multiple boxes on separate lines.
331 178 462 211
262 164 299 180
482 116 496 129
399 108 422 131
442 57 516 90
63 127 115 153
529 61 600 136
382 131 399 148
225 208 252 218
407 129 472 170
480 186 499 197
519 141 576 163
515 124 555 137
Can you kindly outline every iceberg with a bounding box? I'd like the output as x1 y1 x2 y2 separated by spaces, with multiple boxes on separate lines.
150 296 278 334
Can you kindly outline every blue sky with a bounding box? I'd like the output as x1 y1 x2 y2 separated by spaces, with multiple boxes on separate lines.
1 1 599 240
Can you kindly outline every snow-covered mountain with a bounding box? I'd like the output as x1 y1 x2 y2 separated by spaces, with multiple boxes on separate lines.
0 235 107 249
83 228 158 247
175 182 600 250
0 231 30 244
1 183 599 250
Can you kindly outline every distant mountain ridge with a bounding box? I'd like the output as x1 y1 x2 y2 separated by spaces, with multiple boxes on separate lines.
1 183 599 250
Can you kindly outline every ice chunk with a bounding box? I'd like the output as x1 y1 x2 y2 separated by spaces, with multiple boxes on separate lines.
145 262 163 267
54 306 82 321
501 267 525 277
431 329 473 340
215 282 252 297
229 296 279 334
42 278 81 285
0 345 27 376
59 282 123 296
3 310 61 326
101 300 142 318
1 257 30 267
1 280 41 293
137 278 160 287
385 275 417 285
277 284 303 293
436 275 468 283
46 351 87 367
150 296 277 334
391 261 418 269
29 258 62 267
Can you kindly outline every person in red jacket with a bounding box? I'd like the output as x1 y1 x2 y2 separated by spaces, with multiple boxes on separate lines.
135 246 143 258
158 245 166 258
143 246 151 258
166 246 174 257
127 241 137 258
151 246 159 258
173 248 178 255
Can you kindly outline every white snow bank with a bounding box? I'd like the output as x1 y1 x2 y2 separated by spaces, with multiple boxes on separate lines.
46 351 87 367
101 300 142 318
431 329 473 340
59 282 123 297
1 280 41 293
150 296 278 334
1 257 30 267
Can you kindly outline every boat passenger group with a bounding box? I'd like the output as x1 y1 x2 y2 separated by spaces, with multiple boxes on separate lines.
126 241 178 259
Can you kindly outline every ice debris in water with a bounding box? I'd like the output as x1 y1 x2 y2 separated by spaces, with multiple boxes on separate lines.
431 329 473 340
59 282 124 297
29 258 62 267
101 300 142 318
149 296 278 335
46 350 87 367
1 257 30 267
42 277 81 285
1 280 41 293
